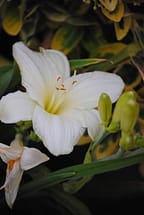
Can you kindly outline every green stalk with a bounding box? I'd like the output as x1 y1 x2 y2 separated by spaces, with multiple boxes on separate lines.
19 148 144 199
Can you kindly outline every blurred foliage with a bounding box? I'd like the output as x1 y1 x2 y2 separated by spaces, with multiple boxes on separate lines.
1 0 144 213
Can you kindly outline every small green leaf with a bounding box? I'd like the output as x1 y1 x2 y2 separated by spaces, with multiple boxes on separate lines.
0 64 20 97
2 4 23 36
51 25 83 54
82 25 107 53
99 0 118 12
70 58 110 70
114 15 132 40
101 1 124 22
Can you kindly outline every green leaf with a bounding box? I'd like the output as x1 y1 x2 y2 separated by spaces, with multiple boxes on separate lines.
101 1 124 22
20 148 144 197
2 4 23 36
51 24 84 54
67 15 98 26
70 58 110 70
0 64 20 97
41 1 69 22
84 43 141 72
45 188 92 215
99 0 118 12
82 25 107 53
0 65 14 97
114 15 132 40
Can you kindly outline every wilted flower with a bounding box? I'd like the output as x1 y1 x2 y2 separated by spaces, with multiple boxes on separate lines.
0 42 124 156
0 134 49 208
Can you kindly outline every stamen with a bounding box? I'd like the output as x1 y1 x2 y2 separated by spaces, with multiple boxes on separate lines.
60 84 67 90
46 73 78 114
73 70 77 77
72 80 77 85
56 76 67 91
56 76 62 82
71 70 77 86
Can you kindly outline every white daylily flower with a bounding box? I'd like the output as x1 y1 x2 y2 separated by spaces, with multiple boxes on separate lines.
0 42 125 156
0 134 49 208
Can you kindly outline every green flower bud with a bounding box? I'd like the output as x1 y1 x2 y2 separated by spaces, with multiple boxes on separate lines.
107 121 120 133
134 135 144 148
108 91 139 133
98 93 112 127
112 91 137 123
120 98 139 133
119 132 134 150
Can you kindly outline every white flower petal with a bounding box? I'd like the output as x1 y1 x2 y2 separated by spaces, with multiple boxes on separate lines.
82 110 101 140
0 142 22 163
62 109 101 140
0 91 35 123
61 71 124 112
4 161 23 208
13 42 70 106
0 143 9 163
20 147 49 170
33 106 85 156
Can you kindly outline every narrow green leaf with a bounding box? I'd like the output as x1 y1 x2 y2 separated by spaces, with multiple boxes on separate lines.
46 188 92 215
70 58 110 70
20 149 144 197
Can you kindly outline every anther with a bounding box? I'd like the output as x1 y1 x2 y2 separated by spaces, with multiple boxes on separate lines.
72 80 77 85
56 76 62 82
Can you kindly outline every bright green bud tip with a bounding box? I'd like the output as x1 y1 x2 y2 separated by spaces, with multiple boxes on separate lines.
98 93 112 127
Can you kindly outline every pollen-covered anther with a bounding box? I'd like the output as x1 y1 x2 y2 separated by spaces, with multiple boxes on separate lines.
56 76 67 91
56 76 62 82
56 84 67 91
72 80 77 85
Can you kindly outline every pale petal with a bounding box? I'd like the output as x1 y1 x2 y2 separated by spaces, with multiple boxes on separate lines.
33 106 85 156
61 71 124 112
4 161 23 208
0 91 35 123
0 143 22 163
62 109 101 140
13 42 70 106
0 143 9 163
20 147 49 170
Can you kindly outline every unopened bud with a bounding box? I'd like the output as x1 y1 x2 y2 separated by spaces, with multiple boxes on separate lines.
112 91 137 122
120 98 139 133
119 132 133 150
108 91 139 133
98 93 112 127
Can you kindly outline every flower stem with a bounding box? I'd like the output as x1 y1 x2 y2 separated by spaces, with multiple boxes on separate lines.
91 129 110 161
